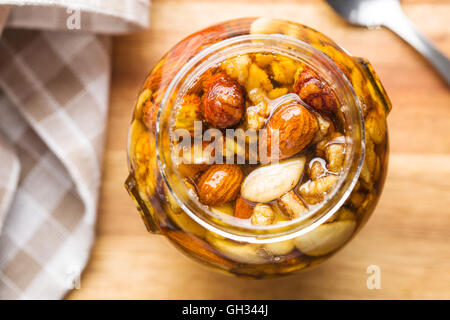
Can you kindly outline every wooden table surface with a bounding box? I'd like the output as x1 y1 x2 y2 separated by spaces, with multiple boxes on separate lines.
67 0 450 299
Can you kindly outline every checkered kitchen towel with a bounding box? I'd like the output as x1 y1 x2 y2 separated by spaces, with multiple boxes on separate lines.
0 1 150 299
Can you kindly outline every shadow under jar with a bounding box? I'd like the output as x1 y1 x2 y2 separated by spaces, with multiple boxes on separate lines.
125 18 392 278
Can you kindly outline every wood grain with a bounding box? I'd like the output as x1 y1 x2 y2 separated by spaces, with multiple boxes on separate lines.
67 0 450 299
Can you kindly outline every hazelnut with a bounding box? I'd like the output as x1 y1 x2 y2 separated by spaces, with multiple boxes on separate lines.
293 68 337 113
202 72 245 128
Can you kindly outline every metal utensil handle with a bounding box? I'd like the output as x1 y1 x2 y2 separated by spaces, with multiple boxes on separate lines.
383 4 450 86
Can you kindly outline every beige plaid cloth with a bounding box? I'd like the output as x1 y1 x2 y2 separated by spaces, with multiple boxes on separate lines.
0 1 149 299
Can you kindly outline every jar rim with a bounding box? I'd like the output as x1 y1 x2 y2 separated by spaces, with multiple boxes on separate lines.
156 34 365 243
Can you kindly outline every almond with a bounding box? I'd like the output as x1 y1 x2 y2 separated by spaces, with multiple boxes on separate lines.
294 220 356 256
206 233 267 265
197 164 243 206
234 197 254 219
167 231 233 267
210 202 234 216
241 157 306 203
168 210 205 238
263 240 295 256
263 103 318 160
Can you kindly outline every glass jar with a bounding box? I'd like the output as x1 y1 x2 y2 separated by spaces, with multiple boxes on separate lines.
125 18 392 278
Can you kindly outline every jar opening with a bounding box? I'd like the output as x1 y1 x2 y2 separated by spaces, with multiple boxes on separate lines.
156 34 365 243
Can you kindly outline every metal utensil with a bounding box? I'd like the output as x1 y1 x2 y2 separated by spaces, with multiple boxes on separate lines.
325 0 450 86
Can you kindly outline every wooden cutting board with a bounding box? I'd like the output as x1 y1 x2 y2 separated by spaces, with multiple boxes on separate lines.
67 0 450 299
